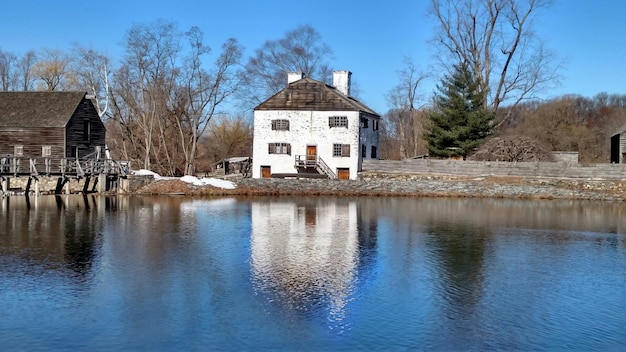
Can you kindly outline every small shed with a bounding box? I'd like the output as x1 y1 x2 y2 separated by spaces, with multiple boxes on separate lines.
610 122 626 163
0 91 106 160
213 156 252 176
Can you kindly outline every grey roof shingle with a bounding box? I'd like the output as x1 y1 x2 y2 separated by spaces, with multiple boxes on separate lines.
254 77 380 117
0 91 87 128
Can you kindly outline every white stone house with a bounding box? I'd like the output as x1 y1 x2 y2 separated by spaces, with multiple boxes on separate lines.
252 71 380 180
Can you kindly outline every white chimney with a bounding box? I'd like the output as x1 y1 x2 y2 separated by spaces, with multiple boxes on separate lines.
287 72 304 84
333 70 352 96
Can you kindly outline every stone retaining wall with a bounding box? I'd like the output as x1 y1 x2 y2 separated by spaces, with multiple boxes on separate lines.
4 176 91 194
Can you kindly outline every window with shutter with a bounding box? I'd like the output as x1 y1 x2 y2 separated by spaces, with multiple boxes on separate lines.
271 119 289 130
333 144 351 157
329 116 348 128
268 143 291 155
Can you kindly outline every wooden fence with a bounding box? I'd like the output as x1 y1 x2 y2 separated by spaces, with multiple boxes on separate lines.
361 159 626 180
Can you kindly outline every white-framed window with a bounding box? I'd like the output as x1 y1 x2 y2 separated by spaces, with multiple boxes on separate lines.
271 119 290 131
333 143 350 157
329 116 348 128
42 146 52 157
14 145 23 157
373 119 379 131
268 143 291 155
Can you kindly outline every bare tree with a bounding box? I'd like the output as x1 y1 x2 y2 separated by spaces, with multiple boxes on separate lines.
109 20 243 175
32 48 74 90
0 49 37 91
469 135 554 161
429 0 561 126
111 20 181 172
174 28 243 175
17 50 37 91
243 24 333 105
72 45 112 117
0 48 17 90
384 58 429 159
204 114 252 163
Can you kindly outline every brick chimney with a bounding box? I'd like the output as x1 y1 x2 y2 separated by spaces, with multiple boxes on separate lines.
287 72 304 84
333 70 352 96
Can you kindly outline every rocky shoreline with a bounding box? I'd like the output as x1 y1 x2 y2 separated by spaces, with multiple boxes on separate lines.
134 174 626 202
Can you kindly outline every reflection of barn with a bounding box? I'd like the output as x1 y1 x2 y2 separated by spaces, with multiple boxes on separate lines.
213 156 251 177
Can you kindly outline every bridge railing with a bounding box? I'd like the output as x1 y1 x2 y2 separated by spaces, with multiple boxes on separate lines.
1 157 129 177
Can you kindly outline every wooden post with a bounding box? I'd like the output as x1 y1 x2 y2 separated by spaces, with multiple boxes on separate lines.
54 177 65 194
34 177 40 196
25 177 32 194
82 176 91 194
65 178 71 195
119 177 129 194
91 176 99 192
97 173 106 193
1 176 8 196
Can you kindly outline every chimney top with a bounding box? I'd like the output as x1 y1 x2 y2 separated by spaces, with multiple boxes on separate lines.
333 70 352 96
287 72 305 84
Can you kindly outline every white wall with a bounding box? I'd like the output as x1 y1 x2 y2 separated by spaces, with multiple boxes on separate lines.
252 110 364 179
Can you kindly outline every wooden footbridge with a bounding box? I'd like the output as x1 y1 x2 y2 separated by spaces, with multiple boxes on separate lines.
0 157 128 196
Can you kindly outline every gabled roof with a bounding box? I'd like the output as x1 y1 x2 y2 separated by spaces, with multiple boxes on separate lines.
0 91 88 128
254 77 380 117
612 121 626 137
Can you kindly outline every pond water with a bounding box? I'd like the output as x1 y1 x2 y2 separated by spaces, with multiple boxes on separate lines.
1 195 625 351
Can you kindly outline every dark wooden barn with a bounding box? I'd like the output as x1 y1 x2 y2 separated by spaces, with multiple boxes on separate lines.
0 91 106 160
610 122 626 163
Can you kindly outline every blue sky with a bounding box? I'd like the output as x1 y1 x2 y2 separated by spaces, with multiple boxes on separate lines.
1 0 625 114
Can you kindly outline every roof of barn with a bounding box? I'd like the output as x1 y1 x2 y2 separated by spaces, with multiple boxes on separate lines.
0 91 88 128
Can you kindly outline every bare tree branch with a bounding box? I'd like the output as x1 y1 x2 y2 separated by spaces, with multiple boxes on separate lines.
429 0 561 126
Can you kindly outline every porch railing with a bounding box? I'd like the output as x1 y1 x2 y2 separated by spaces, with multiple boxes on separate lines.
294 155 337 179
316 157 336 179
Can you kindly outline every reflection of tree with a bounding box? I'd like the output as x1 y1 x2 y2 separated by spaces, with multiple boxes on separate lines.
355 199 379 287
427 222 490 314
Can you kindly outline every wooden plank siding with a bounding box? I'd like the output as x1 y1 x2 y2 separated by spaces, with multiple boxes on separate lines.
64 99 106 158
0 128 65 158
0 92 105 160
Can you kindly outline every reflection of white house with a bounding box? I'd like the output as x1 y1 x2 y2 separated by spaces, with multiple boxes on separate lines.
252 71 380 180
250 199 358 323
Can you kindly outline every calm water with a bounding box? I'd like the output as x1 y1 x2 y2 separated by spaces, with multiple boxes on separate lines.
1 195 625 351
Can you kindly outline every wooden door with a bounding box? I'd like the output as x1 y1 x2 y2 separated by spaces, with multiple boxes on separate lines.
306 145 317 159
337 168 350 180
261 166 271 178
306 145 317 167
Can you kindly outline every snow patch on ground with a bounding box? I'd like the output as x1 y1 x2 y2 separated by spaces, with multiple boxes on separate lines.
179 175 236 189
133 169 236 189
134 169 160 177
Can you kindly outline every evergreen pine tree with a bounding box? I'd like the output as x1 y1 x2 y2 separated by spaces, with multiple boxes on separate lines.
426 62 494 158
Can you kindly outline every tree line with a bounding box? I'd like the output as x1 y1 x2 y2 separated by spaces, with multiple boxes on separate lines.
382 0 626 164
1 0 623 176
0 21 332 176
